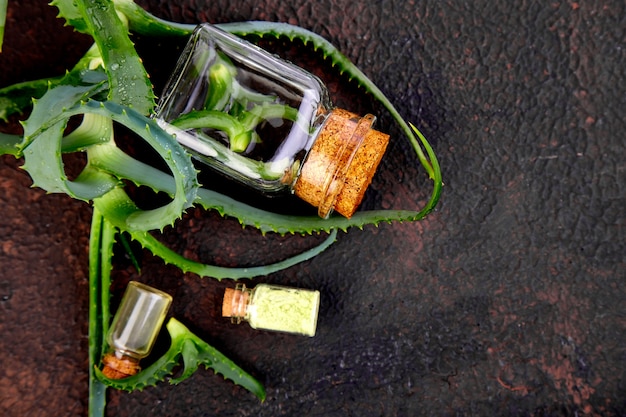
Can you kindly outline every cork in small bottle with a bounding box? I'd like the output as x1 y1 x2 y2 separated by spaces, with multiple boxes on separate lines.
294 108 390 218
222 287 249 323
101 353 141 379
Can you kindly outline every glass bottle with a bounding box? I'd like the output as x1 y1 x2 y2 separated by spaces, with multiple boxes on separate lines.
222 283 320 337
155 23 390 218
101 281 172 379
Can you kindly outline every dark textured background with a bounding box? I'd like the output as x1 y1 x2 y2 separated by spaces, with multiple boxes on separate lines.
1 1 624 416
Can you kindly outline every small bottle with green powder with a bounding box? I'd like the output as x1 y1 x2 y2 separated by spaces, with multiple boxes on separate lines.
222 283 320 337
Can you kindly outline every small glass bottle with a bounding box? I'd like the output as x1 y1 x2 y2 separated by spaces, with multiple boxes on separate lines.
155 23 390 218
101 281 172 379
222 283 320 337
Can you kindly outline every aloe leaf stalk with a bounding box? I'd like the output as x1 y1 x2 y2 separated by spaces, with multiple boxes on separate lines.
0 0 6 53
87 209 110 417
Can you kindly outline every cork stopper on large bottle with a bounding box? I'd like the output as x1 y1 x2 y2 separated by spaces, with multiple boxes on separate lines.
293 108 390 218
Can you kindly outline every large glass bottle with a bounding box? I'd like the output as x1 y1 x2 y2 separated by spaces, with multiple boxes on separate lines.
156 23 389 218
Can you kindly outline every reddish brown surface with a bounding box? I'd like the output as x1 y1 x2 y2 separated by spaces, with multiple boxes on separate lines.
1 1 625 416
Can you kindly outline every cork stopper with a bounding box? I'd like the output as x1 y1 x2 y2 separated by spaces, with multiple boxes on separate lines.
101 353 141 379
294 108 390 218
222 286 250 323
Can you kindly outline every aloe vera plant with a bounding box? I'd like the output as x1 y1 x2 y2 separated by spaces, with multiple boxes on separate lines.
0 1 442 416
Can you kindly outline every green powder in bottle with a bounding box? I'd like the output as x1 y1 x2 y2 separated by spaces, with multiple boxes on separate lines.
222 283 320 337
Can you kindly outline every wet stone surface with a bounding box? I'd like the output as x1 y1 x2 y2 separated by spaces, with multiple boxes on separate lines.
1 0 624 416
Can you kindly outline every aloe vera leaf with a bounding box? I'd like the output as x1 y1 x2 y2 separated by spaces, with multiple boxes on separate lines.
112 0 195 36
99 217 116 338
85 167 337 277
79 140 300 233
95 318 266 400
87 139 177 193
69 141 318 234
0 0 6 53
73 99 199 231
19 69 198 231
51 0 90 34
127 227 336 279
200 126 440 234
204 59 234 111
193 124 442 233
75 0 155 114
171 109 255 153
62 112 114 152
87 209 109 417
117 231 142 273
75 117 339 276
171 109 246 140
19 69 108 149
169 319 266 401
19 72 121 201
